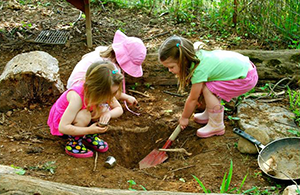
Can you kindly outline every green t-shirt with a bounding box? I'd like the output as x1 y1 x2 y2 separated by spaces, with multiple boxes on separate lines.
190 50 250 84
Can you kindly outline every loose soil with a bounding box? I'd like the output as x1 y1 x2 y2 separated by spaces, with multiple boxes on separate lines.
0 0 292 193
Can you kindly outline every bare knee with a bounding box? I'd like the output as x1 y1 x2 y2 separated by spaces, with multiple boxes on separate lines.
73 109 91 127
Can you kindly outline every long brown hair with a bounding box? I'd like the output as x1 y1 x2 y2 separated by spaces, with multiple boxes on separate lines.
84 61 123 119
99 45 116 63
158 36 200 91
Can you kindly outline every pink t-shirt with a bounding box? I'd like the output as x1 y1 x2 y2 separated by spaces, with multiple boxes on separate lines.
67 47 106 89
47 82 86 136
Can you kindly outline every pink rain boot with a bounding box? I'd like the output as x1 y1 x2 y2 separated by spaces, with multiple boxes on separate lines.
196 105 225 138
194 109 209 124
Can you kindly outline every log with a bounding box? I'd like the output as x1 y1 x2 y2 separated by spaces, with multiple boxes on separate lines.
235 49 300 82
0 51 65 112
0 165 219 195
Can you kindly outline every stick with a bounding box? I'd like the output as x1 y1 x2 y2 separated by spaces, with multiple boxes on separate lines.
163 90 185 97
128 89 150 97
73 11 82 26
257 98 284 103
143 31 170 41
170 165 195 172
159 148 192 156
93 152 98 171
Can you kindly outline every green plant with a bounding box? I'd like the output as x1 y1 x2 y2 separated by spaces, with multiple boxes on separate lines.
130 82 140 90
29 161 56 174
144 83 151 88
11 164 26 175
127 180 147 191
193 160 247 193
243 185 282 195
286 87 300 126
288 129 300 137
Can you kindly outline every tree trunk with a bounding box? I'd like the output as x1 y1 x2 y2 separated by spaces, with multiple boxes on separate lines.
0 51 64 112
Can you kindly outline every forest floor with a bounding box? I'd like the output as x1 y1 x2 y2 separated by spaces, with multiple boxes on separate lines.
0 0 294 194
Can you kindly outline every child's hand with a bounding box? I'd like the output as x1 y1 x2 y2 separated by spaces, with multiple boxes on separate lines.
89 123 108 134
179 117 189 129
99 111 111 126
125 95 138 106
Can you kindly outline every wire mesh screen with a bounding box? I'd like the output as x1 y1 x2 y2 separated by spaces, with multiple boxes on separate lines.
34 30 69 44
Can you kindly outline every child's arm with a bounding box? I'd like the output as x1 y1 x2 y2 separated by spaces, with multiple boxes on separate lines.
58 91 104 135
108 97 123 118
98 97 123 125
117 92 138 106
180 83 204 129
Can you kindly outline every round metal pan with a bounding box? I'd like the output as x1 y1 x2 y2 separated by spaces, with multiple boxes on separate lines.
233 128 300 181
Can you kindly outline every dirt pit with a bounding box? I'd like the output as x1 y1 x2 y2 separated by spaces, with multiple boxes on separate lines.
0 47 288 194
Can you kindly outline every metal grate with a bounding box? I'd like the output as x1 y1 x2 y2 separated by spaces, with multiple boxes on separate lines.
34 30 69 44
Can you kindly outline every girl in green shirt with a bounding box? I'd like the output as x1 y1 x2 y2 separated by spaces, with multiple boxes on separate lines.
158 36 258 138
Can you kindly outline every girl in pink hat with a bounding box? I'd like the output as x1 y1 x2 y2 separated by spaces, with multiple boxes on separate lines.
67 30 147 112
48 61 124 158
159 36 258 138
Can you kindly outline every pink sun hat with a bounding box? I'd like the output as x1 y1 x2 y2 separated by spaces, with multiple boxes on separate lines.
112 30 147 77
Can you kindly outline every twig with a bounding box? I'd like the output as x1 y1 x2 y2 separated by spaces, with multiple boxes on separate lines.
159 148 192 156
128 89 150 98
244 91 285 99
257 98 284 103
93 152 98 171
73 11 82 26
143 31 170 41
253 77 294 101
98 0 106 11
170 165 195 172
269 76 295 94
163 90 185 97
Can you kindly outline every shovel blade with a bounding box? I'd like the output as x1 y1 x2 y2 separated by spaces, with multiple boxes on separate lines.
139 149 168 169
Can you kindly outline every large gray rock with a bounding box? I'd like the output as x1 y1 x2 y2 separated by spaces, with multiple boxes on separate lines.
236 99 299 154
0 51 64 111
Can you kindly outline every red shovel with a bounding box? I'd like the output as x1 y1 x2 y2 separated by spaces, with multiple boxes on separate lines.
139 125 181 169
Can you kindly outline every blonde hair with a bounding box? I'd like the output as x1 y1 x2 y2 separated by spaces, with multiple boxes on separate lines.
99 45 116 63
84 61 123 119
158 36 200 91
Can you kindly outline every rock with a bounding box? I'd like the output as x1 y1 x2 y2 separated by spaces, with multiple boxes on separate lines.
237 127 270 154
0 51 64 112
236 99 299 154
283 185 300 195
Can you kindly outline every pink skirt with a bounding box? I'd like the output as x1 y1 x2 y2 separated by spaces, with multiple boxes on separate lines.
206 63 258 102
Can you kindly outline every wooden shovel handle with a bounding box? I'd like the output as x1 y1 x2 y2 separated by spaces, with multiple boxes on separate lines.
169 125 181 141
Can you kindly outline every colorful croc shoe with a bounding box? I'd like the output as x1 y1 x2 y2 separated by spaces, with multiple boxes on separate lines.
65 136 93 158
83 134 109 153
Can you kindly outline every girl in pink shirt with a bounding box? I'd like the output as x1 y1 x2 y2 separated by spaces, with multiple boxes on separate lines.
67 30 147 111
48 61 124 158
